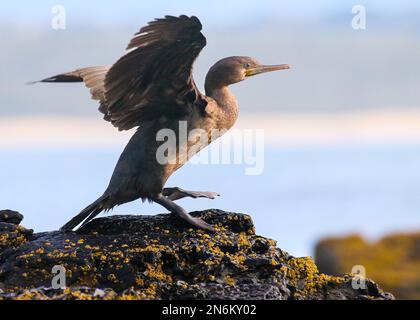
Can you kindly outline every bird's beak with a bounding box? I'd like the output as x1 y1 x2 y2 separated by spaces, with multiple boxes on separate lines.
246 64 290 77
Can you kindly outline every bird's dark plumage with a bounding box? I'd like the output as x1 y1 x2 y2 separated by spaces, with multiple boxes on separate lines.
104 15 208 130
33 15 289 232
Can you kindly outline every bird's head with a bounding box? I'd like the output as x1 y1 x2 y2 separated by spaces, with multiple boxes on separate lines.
205 56 290 93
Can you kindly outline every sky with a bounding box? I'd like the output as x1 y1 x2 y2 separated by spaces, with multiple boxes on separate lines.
1 0 420 116
1 0 420 28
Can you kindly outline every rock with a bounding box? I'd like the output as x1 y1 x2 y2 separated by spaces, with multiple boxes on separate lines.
315 233 420 300
0 210 24 225
0 222 33 252
0 209 393 300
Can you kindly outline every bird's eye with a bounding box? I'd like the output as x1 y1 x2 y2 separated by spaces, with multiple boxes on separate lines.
245 63 252 68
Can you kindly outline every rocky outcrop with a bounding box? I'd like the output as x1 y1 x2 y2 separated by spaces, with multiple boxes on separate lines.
0 209 393 300
315 233 420 300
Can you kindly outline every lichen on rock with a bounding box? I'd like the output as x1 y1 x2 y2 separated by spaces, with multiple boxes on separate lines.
0 209 393 300
315 233 420 299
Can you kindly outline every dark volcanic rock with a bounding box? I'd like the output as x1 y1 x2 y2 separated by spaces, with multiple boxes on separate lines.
0 209 393 300
0 210 24 225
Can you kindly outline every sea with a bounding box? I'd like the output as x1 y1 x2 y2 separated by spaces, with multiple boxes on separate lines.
1 145 420 258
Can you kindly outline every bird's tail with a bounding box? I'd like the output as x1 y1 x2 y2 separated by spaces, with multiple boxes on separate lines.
60 195 109 231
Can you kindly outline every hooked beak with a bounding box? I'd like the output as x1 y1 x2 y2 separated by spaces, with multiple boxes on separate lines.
246 64 290 77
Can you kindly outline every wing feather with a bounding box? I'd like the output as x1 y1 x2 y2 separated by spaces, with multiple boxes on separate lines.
103 15 208 131
35 66 110 103
34 15 207 131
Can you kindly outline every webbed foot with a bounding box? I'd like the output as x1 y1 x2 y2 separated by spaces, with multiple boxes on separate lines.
154 194 216 233
162 187 220 201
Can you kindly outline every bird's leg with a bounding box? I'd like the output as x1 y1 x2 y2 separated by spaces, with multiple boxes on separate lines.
153 194 215 233
162 187 219 201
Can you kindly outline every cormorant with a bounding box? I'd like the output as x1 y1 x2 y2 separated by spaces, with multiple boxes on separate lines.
34 15 290 232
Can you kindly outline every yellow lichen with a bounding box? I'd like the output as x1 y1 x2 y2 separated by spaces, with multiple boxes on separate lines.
224 275 236 286
284 257 345 297
107 274 118 283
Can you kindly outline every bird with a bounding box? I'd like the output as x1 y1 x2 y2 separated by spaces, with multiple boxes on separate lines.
32 15 290 233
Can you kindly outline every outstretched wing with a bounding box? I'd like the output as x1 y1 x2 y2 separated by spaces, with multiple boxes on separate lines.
103 15 208 130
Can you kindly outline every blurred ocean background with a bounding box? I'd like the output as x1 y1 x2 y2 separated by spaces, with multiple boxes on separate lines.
1 145 420 257
1 0 420 258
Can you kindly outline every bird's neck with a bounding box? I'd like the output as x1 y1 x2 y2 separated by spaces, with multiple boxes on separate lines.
205 72 236 108
205 86 239 128
206 86 237 109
